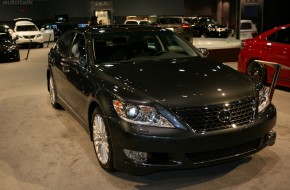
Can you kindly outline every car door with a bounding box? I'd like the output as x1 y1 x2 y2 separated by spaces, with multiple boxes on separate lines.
50 30 75 102
60 32 88 123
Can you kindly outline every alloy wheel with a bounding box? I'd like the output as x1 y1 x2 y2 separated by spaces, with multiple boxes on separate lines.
93 114 110 165
49 76 56 105
247 60 266 82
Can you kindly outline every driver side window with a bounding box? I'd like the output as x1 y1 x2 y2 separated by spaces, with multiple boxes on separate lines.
71 34 86 58
58 31 75 57
71 33 87 67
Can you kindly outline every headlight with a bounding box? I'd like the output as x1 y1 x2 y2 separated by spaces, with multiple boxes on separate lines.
113 100 175 128
258 86 270 113
36 34 42 38
16 35 22 38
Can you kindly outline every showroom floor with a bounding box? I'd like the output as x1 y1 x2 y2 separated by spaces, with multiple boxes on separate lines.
0 42 290 190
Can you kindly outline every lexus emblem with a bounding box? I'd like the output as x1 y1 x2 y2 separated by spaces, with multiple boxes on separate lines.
217 110 232 122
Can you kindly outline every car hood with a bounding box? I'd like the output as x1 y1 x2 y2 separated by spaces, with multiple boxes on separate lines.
15 31 41 35
0 39 14 48
96 57 256 108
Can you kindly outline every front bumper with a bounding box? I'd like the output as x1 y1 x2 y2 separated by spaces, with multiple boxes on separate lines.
16 38 43 46
0 49 20 62
108 104 276 175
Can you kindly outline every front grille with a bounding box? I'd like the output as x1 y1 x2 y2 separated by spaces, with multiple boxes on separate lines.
23 35 36 39
186 138 260 163
173 98 256 133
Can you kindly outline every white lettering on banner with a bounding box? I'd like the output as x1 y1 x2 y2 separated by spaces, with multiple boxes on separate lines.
2 0 33 6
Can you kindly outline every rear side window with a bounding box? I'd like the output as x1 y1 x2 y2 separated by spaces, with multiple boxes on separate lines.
268 27 290 44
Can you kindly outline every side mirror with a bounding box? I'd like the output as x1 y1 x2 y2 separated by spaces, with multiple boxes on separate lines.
198 48 209 57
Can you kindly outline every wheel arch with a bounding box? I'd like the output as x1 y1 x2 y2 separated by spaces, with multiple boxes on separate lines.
88 101 99 141
87 92 115 142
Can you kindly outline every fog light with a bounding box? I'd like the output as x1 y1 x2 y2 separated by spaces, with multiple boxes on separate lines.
123 149 148 164
263 130 276 146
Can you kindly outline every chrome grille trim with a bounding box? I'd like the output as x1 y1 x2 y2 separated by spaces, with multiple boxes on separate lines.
23 35 36 39
173 98 256 133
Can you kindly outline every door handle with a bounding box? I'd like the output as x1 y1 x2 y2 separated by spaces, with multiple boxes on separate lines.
60 61 69 67
264 45 271 50
62 67 70 73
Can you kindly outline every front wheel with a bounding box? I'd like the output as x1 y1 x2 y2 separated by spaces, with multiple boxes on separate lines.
91 108 114 172
246 60 267 83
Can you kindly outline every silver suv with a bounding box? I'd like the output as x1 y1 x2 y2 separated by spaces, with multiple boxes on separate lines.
156 16 193 42
124 20 151 25
240 19 258 40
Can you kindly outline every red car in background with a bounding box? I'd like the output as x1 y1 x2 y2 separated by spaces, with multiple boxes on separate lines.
238 24 290 88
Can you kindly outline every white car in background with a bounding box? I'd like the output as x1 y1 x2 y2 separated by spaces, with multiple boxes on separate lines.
124 19 151 25
40 26 54 42
14 18 44 47
240 19 258 40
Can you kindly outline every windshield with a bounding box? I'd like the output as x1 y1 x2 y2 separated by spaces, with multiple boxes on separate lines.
93 30 200 64
16 25 39 32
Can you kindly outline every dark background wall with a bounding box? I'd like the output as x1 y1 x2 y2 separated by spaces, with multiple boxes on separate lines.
184 0 216 18
0 0 288 32
43 0 89 21
112 0 184 16
0 0 90 27
263 0 288 31
0 1 46 21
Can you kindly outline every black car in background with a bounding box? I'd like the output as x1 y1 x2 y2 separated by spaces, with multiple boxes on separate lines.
188 16 230 38
47 25 276 175
0 25 20 62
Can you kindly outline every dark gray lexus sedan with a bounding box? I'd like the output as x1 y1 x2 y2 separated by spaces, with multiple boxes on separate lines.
47 25 276 175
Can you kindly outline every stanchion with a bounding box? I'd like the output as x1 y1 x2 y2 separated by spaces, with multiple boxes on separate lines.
25 39 32 60
255 60 290 101
46 33 51 48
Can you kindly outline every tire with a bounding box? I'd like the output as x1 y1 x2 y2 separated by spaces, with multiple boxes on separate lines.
91 108 114 172
246 60 267 83
49 75 61 109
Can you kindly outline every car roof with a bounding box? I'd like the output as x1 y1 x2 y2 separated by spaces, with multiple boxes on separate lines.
15 21 35 26
240 20 253 23
124 20 150 24
0 25 11 29
74 25 166 34
14 18 32 22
